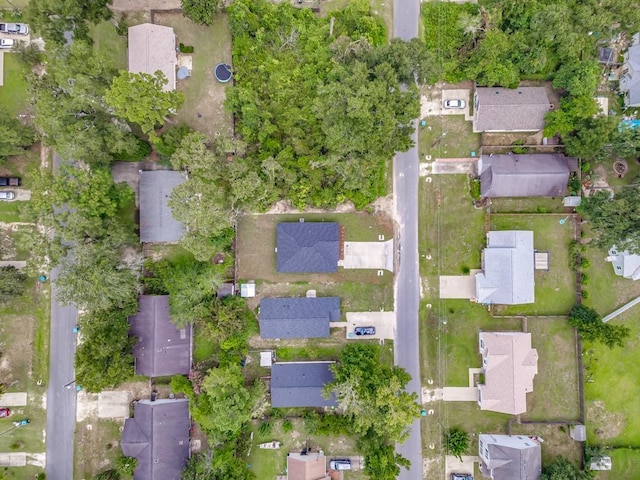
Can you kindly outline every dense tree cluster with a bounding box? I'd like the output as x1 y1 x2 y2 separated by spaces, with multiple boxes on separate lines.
0 117 35 161
0 266 27 303
181 0 225 26
541 457 593 480
227 0 431 209
328 344 421 479
568 305 630 349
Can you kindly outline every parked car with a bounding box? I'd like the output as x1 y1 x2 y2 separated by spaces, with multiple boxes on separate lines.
0 38 15 49
329 459 352 471
0 191 15 200
444 99 466 109
354 326 376 336
0 177 21 187
0 23 29 35
0 408 11 418
451 474 473 480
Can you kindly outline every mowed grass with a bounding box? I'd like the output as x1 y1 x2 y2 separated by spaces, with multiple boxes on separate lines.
91 20 127 70
523 318 580 421
584 307 640 447
0 53 29 117
237 212 394 284
418 114 480 159
490 196 567 214
595 448 640 479
155 12 233 138
491 214 577 316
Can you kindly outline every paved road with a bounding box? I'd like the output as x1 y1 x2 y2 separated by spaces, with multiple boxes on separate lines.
393 0 422 479
45 155 78 480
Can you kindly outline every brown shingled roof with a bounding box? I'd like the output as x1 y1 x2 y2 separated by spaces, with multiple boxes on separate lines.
128 23 177 91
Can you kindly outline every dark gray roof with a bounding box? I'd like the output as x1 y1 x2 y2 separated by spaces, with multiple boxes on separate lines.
271 362 337 408
598 47 615 64
621 44 640 106
121 399 190 480
129 295 192 377
473 87 551 132
139 170 185 243
276 222 340 273
480 154 572 198
259 297 340 339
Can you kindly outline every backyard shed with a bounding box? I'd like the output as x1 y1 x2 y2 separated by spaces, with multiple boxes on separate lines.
128 23 177 91
276 222 340 273
139 170 186 243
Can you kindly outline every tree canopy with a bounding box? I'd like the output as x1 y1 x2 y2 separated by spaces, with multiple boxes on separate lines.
0 118 35 161
578 186 640 253
105 71 184 140
540 457 593 480
445 427 470 461
568 304 630 349
181 0 224 25
0 266 27 303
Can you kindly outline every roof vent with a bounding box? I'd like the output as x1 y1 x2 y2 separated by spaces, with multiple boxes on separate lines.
495 91 500 94
518 91 523 94
299 218 305 222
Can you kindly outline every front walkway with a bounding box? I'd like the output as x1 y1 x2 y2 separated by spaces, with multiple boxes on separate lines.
442 367 482 402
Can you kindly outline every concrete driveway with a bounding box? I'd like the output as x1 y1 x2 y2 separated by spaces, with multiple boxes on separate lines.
344 311 395 340
445 455 478 479
340 240 394 272
421 88 472 119
0 392 27 406
439 272 479 299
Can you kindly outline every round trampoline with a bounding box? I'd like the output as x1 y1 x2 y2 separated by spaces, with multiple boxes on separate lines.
214 63 233 83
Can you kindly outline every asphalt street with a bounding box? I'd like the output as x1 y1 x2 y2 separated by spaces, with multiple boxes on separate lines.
393 0 423 479
45 155 78 480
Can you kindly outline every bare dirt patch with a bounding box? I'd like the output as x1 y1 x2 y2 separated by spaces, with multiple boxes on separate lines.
587 400 626 441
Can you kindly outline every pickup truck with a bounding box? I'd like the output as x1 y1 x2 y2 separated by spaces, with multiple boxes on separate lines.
0 23 29 35
0 177 21 186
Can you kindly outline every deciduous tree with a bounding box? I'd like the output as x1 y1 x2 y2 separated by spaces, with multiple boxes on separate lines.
445 427 469 461
540 457 593 480
0 118 35 161
181 0 224 25
568 304 630 348
0 266 27 303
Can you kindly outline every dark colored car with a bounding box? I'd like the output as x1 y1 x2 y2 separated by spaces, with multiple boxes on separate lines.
354 326 376 336
0 408 11 418
451 474 473 480
0 177 21 187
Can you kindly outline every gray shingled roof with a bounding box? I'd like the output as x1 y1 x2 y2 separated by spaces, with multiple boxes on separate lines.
271 362 337 408
621 44 640 106
480 154 572 198
276 222 340 273
121 399 190 480
129 296 192 377
473 87 551 132
139 170 185 243
259 297 340 339
476 231 535 305
479 434 542 480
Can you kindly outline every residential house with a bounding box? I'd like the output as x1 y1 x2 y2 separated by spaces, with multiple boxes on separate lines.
479 434 542 480
129 295 192 377
121 398 190 480
139 170 186 243
287 451 330 480
271 362 337 408
128 23 177 91
476 231 535 305
473 87 551 133
259 297 341 339
276 222 340 273
478 332 538 415
479 154 574 198
620 33 640 107
606 246 640 279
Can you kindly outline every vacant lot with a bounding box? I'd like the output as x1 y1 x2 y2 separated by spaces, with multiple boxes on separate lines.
491 214 577 316
74 418 126 480
0 53 29 118
522 318 580 422
584 306 640 447
237 212 394 285
155 12 233 138
419 115 480 159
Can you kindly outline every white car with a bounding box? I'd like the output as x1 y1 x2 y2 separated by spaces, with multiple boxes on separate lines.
0 38 15 49
0 191 15 200
444 99 466 109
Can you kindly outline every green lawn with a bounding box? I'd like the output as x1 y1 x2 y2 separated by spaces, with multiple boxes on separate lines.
74 419 129 480
490 197 567 214
584 307 640 447
595 448 640 479
418 114 480 159
0 200 32 223
0 53 29 117
523 318 580 421
491 214 577 316
91 20 127 71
